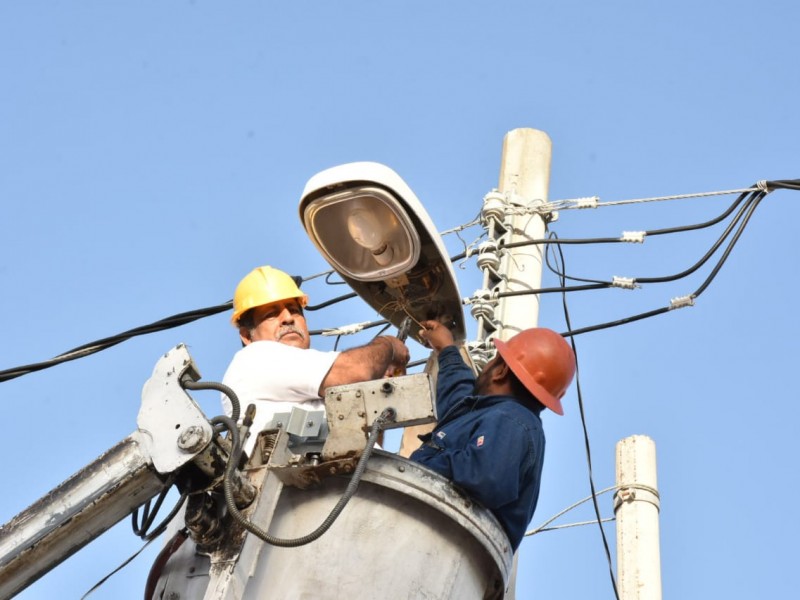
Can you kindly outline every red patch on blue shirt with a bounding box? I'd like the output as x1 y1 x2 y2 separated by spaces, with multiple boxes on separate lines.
476 435 485 447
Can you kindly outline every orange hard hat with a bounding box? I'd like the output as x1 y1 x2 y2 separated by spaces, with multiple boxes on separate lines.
493 328 576 416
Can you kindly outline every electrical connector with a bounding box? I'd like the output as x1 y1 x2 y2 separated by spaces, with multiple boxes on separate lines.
321 321 371 336
669 295 695 310
621 231 646 243
575 196 599 209
611 276 637 290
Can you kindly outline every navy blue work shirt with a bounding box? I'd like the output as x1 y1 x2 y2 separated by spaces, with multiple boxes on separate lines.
409 345 545 551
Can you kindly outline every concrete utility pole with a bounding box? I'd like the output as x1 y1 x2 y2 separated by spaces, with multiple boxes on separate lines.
492 128 552 600
615 435 663 600
493 127 552 341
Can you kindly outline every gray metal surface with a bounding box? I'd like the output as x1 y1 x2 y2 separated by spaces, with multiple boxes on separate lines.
323 373 436 461
154 450 512 600
245 451 512 600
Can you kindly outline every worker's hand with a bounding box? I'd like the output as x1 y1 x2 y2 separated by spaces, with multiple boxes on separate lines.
375 335 410 377
419 320 455 352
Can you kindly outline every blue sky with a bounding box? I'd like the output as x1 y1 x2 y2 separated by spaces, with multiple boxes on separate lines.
1 2 799 598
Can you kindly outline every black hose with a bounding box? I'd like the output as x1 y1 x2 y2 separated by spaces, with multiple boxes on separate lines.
217 408 396 547
182 379 241 427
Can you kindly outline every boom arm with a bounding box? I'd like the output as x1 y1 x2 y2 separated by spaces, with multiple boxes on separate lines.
0 433 165 597
0 344 234 599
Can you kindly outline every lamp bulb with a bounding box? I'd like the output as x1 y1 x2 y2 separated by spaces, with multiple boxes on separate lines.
347 209 394 266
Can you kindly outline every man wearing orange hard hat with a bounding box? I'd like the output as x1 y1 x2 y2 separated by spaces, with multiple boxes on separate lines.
222 265 410 455
409 320 576 551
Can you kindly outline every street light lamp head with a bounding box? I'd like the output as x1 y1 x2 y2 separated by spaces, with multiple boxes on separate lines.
301 184 420 281
299 162 466 345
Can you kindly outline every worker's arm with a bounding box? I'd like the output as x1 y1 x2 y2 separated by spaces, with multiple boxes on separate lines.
318 335 409 394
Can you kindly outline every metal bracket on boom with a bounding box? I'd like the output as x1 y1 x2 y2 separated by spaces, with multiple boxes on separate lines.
322 373 436 461
263 373 437 490
137 344 214 474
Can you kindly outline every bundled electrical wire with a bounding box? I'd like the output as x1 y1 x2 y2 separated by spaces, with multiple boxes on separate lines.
557 179 799 336
1 179 797 384
0 302 233 382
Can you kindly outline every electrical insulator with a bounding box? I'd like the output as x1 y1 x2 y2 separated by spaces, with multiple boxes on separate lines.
481 190 506 225
476 241 500 271
467 340 495 371
469 290 497 323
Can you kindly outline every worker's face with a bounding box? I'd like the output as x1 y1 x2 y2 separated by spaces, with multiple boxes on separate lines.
240 299 310 349
474 355 501 395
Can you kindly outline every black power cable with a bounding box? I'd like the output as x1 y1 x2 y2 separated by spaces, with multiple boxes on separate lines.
560 185 771 337
0 288 363 383
636 191 761 285
552 235 621 600
1 180 795 383
0 301 232 383
306 291 358 311
542 188 755 287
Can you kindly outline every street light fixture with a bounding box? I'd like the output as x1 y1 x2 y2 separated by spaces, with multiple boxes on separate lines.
299 162 465 344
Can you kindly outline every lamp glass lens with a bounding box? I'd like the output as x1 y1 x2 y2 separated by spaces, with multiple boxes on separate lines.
304 187 420 281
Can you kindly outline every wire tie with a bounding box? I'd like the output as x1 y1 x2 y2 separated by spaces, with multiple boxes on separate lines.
669 295 695 310
620 231 646 243
756 180 771 193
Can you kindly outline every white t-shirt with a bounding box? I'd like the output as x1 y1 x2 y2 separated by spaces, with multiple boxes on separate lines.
221 341 339 454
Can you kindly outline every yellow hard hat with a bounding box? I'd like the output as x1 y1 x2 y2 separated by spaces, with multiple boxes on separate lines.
231 266 308 326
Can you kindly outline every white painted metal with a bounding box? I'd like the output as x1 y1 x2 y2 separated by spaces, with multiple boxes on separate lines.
138 344 213 473
615 435 663 600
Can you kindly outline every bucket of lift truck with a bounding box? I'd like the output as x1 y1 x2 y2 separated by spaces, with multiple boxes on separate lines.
151 374 513 600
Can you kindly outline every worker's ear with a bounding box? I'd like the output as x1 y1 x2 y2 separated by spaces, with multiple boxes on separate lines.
491 359 511 383
239 326 253 346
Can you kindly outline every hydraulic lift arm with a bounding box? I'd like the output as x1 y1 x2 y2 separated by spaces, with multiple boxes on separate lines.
0 344 250 599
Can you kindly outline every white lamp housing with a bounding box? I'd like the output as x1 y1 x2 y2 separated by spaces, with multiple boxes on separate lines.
299 162 465 344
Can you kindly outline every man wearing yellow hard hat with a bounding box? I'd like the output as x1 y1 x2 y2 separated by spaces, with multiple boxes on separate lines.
222 266 410 454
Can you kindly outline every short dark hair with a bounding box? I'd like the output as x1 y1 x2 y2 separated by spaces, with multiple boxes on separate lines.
237 308 256 330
